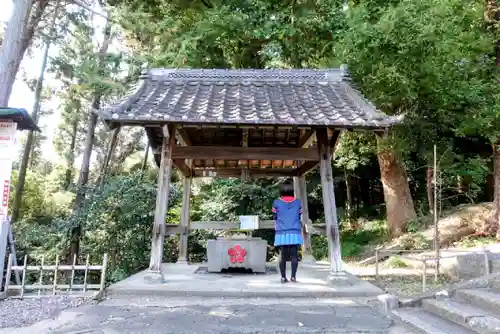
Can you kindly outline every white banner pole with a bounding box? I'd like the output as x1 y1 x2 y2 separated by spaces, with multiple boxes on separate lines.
0 121 17 221
0 122 19 290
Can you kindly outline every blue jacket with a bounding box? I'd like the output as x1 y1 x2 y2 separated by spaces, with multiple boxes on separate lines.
272 198 302 235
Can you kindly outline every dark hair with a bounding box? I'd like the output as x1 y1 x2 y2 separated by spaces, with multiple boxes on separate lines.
279 181 294 197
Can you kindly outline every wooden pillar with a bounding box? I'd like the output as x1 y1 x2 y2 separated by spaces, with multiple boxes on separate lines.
146 124 176 283
177 162 192 264
316 128 342 273
293 176 315 264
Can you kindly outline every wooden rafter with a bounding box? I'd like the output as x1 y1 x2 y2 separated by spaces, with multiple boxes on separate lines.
193 168 298 178
176 128 192 146
172 146 319 161
297 129 315 148
173 159 193 177
297 161 319 176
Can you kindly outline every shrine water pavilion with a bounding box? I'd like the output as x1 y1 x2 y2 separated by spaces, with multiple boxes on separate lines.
97 68 400 283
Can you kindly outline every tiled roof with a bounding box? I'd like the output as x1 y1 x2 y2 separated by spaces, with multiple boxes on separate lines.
98 68 401 128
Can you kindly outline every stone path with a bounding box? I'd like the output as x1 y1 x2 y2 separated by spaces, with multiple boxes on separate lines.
1 296 412 334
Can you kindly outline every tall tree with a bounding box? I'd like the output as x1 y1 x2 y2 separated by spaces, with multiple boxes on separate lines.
69 19 112 260
459 1 500 237
340 0 494 235
112 0 346 69
0 0 31 106
10 0 61 223
48 0 128 260
53 84 86 190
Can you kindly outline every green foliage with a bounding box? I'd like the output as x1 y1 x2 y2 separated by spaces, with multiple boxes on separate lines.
341 0 496 160
311 235 328 261
399 233 430 250
455 235 498 248
335 132 376 171
387 256 408 269
112 0 346 69
341 219 389 257
66 172 181 279
9 0 500 284
440 155 490 203
193 178 279 221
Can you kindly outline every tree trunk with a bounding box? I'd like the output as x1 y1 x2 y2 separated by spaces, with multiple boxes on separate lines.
0 0 31 106
64 119 78 190
69 21 112 262
344 170 355 228
485 1 500 238
10 0 60 223
427 166 434 215
69 107 98 261
493 145 500 238
377 139 416 237
142 144 150 172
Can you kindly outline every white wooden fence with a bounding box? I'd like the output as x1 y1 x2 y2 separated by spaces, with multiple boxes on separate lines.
2 253 108 299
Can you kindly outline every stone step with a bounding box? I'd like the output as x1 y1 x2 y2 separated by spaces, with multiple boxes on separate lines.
455 289 500 314
422 298 500 334
391 308 475 334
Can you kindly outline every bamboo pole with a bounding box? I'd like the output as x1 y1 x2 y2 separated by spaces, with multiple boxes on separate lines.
434 145 440 281
83 254 90 293
38 256 44 296
53 255 59 295
3 254 13 294
20 255 27 299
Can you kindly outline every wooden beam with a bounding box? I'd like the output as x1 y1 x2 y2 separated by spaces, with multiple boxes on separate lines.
173 159 193 177
172 146 319 161
176 128 192 146
162 124 170 138
193 168 298 178
192 221 275 230
147 124 176 280
330 129 342 155
297 130 315 148
294 176 314 262
163 221 325 235
240 128 249 169
316 127 343 273
297 160 319 176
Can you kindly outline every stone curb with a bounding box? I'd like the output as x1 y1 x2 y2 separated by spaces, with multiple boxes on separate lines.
397 271 500 308
106 288 383 299
423 298 500 334
455 289 500 314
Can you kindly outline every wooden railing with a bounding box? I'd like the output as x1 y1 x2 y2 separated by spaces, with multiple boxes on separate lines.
1 253 108 299
164 220 326 235
374 247 492 292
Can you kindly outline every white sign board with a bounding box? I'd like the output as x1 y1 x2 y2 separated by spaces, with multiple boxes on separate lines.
0 122 17 222
239 215 259 230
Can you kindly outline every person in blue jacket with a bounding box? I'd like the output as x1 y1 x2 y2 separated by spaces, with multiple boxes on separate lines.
272 181 303 283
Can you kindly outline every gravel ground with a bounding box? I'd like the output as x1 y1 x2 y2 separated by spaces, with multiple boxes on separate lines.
0 296 97 329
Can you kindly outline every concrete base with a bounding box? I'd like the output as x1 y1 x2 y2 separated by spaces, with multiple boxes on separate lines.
378 294 399 314
143 270 164 284
301 253 317 265
176 259 189 266
207 237 267 273
326 271 354 287
107 262 383 299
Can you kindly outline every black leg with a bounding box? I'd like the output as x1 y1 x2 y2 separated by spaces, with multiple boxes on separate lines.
290 245 299 279
279 246 287 279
